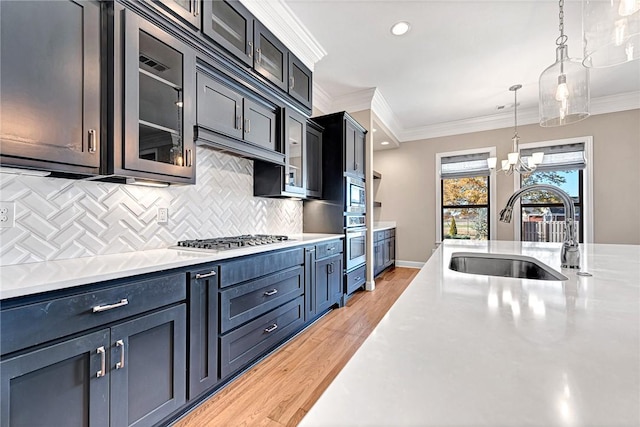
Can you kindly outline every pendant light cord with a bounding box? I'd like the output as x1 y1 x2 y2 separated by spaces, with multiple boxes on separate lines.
556 0 567 47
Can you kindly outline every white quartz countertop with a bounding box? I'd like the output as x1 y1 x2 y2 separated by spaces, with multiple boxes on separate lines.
0 233 343 300
301 240 640 426
373 221 396 231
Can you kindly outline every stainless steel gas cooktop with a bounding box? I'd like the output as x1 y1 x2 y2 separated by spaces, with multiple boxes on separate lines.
174 234 289 251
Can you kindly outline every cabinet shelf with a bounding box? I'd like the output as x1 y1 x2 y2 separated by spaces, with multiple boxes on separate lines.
139 68 182 91
139 119 179 136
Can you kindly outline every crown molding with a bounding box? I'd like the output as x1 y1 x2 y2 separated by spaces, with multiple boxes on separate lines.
240 0 326 71
331 88 377 113
371 90 403 143
311 82 332 115
399 90 640 141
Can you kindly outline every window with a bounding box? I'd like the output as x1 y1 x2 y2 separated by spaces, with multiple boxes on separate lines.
518 140 591 243
436 149 496 242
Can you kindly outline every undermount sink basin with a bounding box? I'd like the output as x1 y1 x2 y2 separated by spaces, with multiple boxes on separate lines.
449 252 568 281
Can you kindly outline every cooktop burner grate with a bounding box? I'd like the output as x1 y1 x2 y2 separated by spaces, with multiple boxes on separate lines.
176 234 289 250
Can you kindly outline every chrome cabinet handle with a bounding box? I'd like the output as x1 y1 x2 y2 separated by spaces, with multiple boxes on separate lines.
88 129 97 153
355 276 362 281
193 0 199 16
264 323 278 333
236 115 242 130
244 118 251 133
248 41 253 58
264 289 278 296
354 162 359 171
327 246 335 251
289 76 294 90
115 339 125 369
96 346 106 378
186 149 193 167
93 299 129 313
195 270 216 279
256 48 262 64
328 262 334 274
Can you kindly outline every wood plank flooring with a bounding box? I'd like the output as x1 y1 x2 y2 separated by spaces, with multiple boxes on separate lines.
174 267 419 427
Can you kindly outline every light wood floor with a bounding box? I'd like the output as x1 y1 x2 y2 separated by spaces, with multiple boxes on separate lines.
175 267 419 427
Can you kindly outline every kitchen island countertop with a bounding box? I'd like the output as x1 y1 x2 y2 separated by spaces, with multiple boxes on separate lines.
300 240 640 426
0 233 343 300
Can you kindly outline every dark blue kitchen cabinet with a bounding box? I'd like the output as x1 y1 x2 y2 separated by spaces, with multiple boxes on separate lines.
304 239 343 321
0 272 187 427
0 329 110 427
187 265 220 400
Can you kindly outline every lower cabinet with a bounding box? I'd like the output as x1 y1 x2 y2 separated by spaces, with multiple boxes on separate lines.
187 264 220 400
217 248 306 380
0 304 187 427
374 228 396 277
0 271 187 427
305 239 343 321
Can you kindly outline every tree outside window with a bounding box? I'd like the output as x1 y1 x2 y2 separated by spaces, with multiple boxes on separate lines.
442 176 489 240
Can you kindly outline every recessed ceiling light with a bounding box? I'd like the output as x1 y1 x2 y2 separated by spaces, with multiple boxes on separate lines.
381 141 390 145
391 21 410 36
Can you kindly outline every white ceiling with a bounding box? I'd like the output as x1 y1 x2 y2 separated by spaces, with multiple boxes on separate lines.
282 0 640 145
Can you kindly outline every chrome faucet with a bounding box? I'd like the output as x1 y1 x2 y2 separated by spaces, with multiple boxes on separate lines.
499 184 580 269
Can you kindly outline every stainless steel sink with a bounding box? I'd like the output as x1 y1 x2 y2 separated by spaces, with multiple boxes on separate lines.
449 252 568 281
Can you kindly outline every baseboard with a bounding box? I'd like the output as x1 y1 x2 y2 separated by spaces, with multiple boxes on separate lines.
395 260 425 269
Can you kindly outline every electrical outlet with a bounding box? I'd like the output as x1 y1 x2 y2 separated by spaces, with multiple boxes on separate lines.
157 207 169 224
0 202 15 228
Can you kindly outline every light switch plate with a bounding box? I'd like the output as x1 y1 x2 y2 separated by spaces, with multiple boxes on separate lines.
0 201 16 228
157 207 169 224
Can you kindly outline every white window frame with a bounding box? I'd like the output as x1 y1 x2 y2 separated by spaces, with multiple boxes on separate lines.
513 136 594 243
435 146 497 244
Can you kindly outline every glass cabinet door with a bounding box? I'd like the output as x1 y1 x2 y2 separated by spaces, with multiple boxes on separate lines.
155 0 200 29
123 10 195 180
202 0 253 66
288 55 312 108
254 21 287 91
285 110 305 194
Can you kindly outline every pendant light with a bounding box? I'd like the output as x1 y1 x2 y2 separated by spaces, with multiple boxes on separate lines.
539 0 590 127
583 0 640 67
487 85 544 176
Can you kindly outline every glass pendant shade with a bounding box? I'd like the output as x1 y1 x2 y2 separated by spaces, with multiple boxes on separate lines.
583 0 640 67
539 45 590 127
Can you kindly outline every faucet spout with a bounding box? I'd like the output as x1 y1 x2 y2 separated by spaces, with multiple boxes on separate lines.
500 184 580 269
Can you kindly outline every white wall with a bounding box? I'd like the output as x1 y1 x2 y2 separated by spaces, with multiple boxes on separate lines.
0 147 302 266
373 109 640 263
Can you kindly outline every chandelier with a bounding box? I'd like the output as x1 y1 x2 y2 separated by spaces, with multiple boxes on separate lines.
539 0 590 127
487 85 544 176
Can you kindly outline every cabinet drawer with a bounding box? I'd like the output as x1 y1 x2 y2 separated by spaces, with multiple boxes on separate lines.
1 273 186 356
220 266 303 333
346 265 366 295
315 240 343 260
374 231 385 242
220 296 304 378
218 248 304 288
384 229 395 239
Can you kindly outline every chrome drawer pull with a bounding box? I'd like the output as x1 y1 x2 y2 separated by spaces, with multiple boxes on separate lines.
354 276 362 282
88 129 97 153
264 323 278 333
195 270 216 279
264 289 278 296
93 299 129 313
327 247 335 251
115 339 125 369
96 346 106 378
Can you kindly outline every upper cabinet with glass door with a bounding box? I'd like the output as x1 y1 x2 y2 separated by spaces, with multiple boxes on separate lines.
202 0 253 67
148 0 202 30
117 7 196 183
285 109 306 195
202 1 312 109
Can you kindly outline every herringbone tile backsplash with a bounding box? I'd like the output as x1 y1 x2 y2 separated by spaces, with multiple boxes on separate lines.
0 147 302 266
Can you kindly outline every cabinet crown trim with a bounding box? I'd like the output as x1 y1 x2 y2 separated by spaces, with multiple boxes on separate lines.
240 0 326 70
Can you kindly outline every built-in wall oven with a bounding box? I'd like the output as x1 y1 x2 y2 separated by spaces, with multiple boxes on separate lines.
345 215 366 271
345 176 366 214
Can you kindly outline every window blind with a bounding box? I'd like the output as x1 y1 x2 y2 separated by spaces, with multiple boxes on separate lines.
521 142 586 172
440 152 491 178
